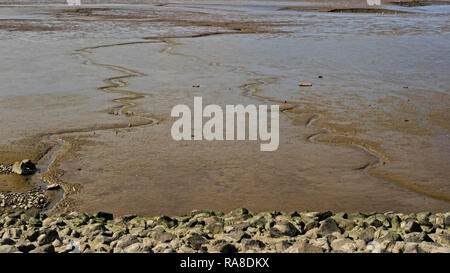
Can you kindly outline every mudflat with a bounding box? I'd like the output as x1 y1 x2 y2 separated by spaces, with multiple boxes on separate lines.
0 0 449 216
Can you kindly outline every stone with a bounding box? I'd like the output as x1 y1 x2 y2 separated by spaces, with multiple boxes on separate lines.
392 241 405 253
287 239 324 253
152 231 174 243
0 245 19 253
219 243 238 253
30 244 55 253
298 82 312 87
317 218 341 236
37 229 59 246
357 227 376 242
391 215 401 230
269 222 299 237
428 234 450 246
376 230 401 243
402 220 422 233
17 243 36 253
205 222 224 235
416 212 432 227
330 238 357 252
304 220 319 232
12 159 36 175
332 217 356 231
157 216 178 229
47 184 61 191
124 243 148 253
94 211 113 221
417 242 450 253
241 239 265 251
315 211 333 221
444 213 450 228
404 242 419 253
365 216 383 228
227 230 250 242
0 238 15 245
186 233 207 250
115 235 139 249
274 240 291 252
309 237 331 252
403 232 429 243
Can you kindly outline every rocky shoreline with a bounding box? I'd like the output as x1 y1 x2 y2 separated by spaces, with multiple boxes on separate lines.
0 190 48 211
0 208 449 253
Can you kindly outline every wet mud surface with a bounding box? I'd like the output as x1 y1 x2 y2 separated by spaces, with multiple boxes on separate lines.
0 1 449 216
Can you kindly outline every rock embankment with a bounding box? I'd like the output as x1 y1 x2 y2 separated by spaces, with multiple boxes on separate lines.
0 209 449 253
0 190 48 211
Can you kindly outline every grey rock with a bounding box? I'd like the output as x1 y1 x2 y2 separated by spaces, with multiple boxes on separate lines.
205 222 224 235
115 235 139 249
124 243 148 253
157 216 178 229
152 231 174 243
17 243 36 253
317 218 341 236
404 242 419 253
286 239 324 253
241 239 265 251
402 220 422 233
227 230 250 242
37 229 59 246
0 245 19 253
269 222 299 238
330 238 357 252
186 233 207 250
12 159 36 175
403 232 429 243
94 211 113 221
428 234 450 246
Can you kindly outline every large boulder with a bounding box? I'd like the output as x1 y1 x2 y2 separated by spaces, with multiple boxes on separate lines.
12 159 36 175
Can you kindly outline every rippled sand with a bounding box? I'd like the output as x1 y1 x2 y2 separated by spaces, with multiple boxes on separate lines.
0 0 449 216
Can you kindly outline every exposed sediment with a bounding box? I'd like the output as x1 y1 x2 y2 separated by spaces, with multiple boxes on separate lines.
0 209 449 253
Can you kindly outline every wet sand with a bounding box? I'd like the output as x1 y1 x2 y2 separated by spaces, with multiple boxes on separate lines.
0 1 449 216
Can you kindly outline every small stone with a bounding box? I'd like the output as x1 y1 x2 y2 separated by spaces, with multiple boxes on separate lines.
47 184 61 190
298 82 312 87
12 159 36 175
402 220 422 233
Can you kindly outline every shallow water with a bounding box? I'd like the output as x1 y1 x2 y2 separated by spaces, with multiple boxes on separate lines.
0 1 449 215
